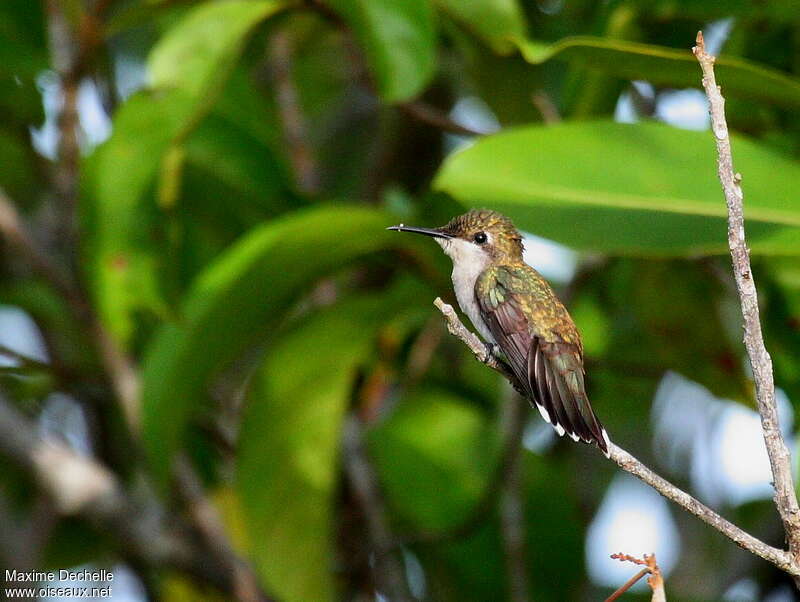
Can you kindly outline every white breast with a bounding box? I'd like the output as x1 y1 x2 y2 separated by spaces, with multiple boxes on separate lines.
437 238 496 344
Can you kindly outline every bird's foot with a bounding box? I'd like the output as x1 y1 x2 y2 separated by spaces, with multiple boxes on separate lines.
483 342 497 362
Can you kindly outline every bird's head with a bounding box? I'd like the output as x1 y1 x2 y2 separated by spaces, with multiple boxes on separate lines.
388 209 524 268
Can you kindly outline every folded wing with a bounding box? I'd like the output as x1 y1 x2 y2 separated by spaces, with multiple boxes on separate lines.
475 265 609 455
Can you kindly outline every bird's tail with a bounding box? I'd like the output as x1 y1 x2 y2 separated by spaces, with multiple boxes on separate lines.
530 341 610 457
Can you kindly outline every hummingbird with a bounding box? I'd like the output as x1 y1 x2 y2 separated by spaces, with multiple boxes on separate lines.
389 209 609 455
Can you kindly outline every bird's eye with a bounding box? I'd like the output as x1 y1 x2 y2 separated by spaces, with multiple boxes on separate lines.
473 232 487 244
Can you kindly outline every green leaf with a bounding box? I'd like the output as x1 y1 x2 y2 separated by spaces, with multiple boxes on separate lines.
84 91 192 343
327 0 436 101
238 293 409 602
0 128 39 204
517 36 800 110
148 0 284 104
369 390 494 530
434 121 800 256
86 2 288 344
0 1 46 126
141 206 413 480
434 0 525 54
184 113 286 206
0 0 47 79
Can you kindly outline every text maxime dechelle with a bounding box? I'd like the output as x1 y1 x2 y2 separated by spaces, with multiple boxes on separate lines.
5 569 114 599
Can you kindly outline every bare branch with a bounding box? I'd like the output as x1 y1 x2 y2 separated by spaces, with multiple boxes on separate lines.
693 30 800 563
0 187 81 305
605 568 649 602
499 394 531 602
0 391 273 600
0 344 50 371
0 187 141 428
432 297 800 577
44 0 81 246
268 29 321 195
343 414 413 602
434 297 511 377
174 455 266 602
607 553 666 602
531 91 562 125
400 101 486 137
1 185 265 599
404 315 444 385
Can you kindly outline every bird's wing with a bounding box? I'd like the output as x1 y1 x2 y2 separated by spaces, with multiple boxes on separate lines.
475 265 608 454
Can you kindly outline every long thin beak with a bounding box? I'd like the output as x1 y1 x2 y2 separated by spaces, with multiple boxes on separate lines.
387 224 452 239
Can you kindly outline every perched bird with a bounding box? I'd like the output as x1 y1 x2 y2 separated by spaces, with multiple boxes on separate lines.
389 209 609 455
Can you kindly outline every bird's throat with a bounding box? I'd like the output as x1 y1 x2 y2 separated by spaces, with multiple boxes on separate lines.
445 242 495 344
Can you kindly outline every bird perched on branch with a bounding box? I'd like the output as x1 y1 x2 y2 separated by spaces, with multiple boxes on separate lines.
389 209 609 455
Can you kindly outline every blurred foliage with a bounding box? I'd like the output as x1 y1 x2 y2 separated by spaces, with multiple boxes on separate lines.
2 0 800 600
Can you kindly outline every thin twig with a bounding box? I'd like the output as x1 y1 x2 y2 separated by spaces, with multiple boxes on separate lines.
400 101 486 136
434 298 510 375
531 91 561 125
0 344 50 371
693 30 800 564
44 0 82 248
605 568 649 602
499 394 531 602
432 296 800 577
607 553 666 602
174 455 264 602
343 414 413 602
0 187 81 305
1 187 264 599
404 315 444 385
0 187 140 427
268 29 321 195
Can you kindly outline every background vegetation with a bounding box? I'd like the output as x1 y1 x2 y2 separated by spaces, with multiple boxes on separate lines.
2 0 800 600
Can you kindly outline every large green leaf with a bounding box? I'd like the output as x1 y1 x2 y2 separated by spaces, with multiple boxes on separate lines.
434 0 525 54
148 0 284 107
0 1 46 126
86 1 287 344
434 121 800 256
184 113 287 209
141 207 418 480
84 91 192 343
517 36 800 110
0 128 39 204
147 0 287 207
238 287 423 602
327 0 436 101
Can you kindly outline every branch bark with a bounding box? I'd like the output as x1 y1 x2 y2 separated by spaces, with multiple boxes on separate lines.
0 187 140 428
268 29 321 196
0 189 267 601
693 30 800 564
606 553 666 602
499 394 532 602
0 391 274 600
343 414 413 602
432 296 800 577
44 0 81 248
400 101 486 136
